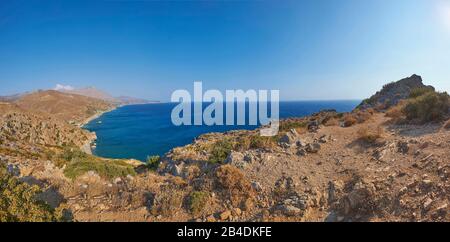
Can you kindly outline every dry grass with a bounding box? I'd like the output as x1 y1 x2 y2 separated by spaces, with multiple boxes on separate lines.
385 100 407 123
214 165 255 208
342 110 374 127
357 125 384 144
342 114 358 127
403 91 449 123
188 191 210 216
151 184 185 217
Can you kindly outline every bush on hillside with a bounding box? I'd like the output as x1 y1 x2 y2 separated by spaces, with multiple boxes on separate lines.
403 91 449 123
215 165 255 208
64 158 136 180
145 155 161 171
0 163 62 222
409 87 434 99
189 191 210 216
357 125 384 144
209 139 234 164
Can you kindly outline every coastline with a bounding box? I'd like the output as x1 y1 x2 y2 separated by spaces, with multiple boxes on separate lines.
79 106 117 128
78 102 162 156
79 106 117 155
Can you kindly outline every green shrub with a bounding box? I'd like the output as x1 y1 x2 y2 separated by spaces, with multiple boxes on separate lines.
59 147 88 162
0 163 61 222
189 191 209 216
145 155 160 171
64 159 136 180
209 139 234 164
279 120 307 132
409 87 434 99
403 91 449 123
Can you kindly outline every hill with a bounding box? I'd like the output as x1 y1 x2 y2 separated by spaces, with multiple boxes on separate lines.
357 74 435 110
13 90 115 124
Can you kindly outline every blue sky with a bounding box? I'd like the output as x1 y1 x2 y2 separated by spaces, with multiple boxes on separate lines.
1 0 450 101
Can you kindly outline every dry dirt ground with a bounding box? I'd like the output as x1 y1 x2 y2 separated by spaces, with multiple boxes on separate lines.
2 110 449 222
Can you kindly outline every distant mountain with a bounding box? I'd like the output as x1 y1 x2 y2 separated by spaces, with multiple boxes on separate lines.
116 96 159 105
55 85 155 105
61 86 119 103
356 74 435 110
0 92 30 102
14 90 114 124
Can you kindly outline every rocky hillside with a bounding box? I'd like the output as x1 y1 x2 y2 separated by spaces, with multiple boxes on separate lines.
13 90 114 124
0 75 448 222
0 103 94 149
357 74 435 110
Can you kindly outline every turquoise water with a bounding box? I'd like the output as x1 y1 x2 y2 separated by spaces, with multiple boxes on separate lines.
84 101 360 161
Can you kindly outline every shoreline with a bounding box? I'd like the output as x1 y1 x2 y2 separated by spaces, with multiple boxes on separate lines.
79 106 117 128
79 106 118 155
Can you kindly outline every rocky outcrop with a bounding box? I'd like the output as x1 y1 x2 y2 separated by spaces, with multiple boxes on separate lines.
357 74 434 110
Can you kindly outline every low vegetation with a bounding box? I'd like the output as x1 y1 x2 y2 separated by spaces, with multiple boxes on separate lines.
279 120 308 133
341 109 375 127
403 91 449 123
409 87 434 99
209 139 234 164
357 125 384 144
189 191 210 216
64 158 136 180
236 134 277 151
58 147 136 179
151 184 184 217
145 155 160 171
214 165 255 208
0 163 62 222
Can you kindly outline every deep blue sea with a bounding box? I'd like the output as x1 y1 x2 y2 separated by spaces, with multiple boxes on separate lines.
84 101 360 161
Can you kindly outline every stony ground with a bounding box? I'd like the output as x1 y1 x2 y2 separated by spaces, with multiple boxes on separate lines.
1 95 449 222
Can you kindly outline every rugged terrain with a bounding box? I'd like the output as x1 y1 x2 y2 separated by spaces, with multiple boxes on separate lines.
0 75 449 222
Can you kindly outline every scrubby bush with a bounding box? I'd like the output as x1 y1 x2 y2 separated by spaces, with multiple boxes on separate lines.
215 165 255 208
357 125 384 144
279 120 308 133
64 159 136 180
342 110 374 127
151 184 184 216
409 87 434 99
145 155 160 171
236 135 277 150
209 139 234 164
0 163 61 222
59 147 88 162
385 100 406 121
403 91 449 123
189 191 209 216
342 114 358 127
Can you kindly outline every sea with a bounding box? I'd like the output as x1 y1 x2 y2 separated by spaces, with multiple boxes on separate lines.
84 101 360 161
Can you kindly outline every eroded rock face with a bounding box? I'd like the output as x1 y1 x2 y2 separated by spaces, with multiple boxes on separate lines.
356 74 434 110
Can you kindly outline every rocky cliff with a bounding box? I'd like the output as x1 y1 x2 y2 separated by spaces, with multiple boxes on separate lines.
357 74 435 110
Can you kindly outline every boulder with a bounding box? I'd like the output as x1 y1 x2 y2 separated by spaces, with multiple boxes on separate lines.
225 151 249 169
307 120 320 133
279 129 300 145
305 142 321 153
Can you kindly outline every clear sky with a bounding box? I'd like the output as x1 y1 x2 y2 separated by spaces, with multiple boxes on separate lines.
1 0 450 101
